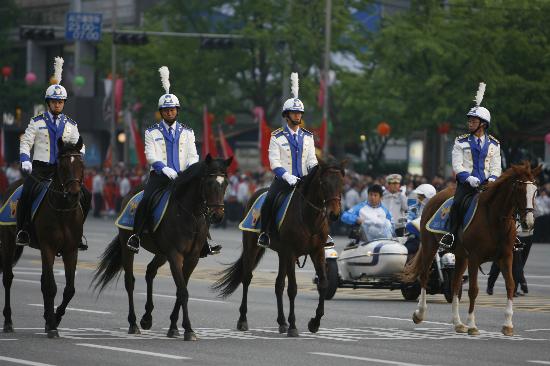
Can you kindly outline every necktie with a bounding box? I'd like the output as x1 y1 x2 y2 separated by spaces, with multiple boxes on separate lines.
477 138 481 149
53 115 58 127
169 126 174 138
293 134 298 144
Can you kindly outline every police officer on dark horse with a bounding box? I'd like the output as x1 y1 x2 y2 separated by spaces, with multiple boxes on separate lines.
126 66 220 257
16 56 91 250
257 72 318 248
439 82 502 250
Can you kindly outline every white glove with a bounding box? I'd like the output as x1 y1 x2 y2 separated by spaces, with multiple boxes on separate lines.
21 161 32 174
162 167 178 180
488 177 496 183
282 172 299 186
466 176 480 188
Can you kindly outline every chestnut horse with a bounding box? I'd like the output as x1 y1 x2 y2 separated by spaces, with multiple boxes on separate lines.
403 162 540 336
213 158 345 336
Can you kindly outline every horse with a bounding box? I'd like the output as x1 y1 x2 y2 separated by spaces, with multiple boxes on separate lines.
92 155 232 341
402 162 541 336
1 138 85 338
213 158 345 337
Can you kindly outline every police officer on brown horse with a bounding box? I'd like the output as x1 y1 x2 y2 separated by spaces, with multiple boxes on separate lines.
257 73 318 248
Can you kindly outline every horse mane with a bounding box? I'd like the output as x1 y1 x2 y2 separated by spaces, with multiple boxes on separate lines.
58 136 83 155
301 164 321 195
482 162 530 202
173 161 205 192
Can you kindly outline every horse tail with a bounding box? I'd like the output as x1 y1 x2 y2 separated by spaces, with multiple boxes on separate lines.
92 235 123 293
401 247 423 283
212 245 265 299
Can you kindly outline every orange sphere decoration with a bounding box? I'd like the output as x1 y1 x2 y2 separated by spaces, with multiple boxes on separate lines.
377 122 391 137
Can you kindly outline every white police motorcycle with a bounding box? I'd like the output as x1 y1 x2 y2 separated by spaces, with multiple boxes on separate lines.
322 219 460 302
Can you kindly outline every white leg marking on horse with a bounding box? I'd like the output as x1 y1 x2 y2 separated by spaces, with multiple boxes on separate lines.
466 312 476 329
414 288 427 321
504 299 514 328
452 295 467 332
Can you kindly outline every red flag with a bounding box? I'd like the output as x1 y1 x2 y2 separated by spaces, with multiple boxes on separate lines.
129 119 147 168
253 106 271 169
104 144 112 168
218 125 238 175
0 127 4 166
317 78 325 108
201 105 218 158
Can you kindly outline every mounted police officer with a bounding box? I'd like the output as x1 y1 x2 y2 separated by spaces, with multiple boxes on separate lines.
257 73 318 248
127 66 220 256
16 57 91 249
439 82 502 249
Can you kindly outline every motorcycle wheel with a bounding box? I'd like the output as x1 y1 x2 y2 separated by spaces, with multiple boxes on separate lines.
324 260 339 300
443 269 462 303
401 282 421 301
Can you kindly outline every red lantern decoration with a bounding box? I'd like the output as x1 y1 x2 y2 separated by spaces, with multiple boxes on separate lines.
1 66 13 79
377 122 391 137
224 114 236 126
25 72 37 85
437 121 451 135
545 133 550 145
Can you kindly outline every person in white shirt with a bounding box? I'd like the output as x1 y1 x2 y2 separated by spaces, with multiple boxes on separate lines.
344 180 362 210
92 170 104 217
382 173 408 236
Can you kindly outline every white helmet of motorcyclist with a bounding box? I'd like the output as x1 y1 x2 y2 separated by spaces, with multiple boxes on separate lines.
413 184 436 199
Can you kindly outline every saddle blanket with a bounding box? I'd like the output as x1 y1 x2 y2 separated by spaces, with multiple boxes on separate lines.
426 195 479 234
0 183 50 226
239 190 295 233
114 190 171 232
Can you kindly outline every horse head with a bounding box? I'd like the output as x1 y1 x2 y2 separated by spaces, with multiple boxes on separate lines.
56 137 84 196
316 157 347 221
509 161 541 231
202 154 232 224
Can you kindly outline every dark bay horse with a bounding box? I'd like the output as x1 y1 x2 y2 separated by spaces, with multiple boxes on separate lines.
1 138 85 338
213 158 345 337
403 162 540 336
93 155 231 341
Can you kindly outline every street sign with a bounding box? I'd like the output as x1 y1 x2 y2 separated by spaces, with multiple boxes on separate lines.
65 12 103 41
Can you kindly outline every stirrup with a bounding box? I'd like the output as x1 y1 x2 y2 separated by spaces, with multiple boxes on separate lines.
209 243 222 255
127 234 140 253
438 232 454 250
513 237 524 252
325 234 335 248
78 235 88 251
257 232 270 248
16 230 30 246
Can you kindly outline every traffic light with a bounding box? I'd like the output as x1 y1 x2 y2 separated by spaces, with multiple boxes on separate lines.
19 27 55 41
200 38 234 50
113 33 149 45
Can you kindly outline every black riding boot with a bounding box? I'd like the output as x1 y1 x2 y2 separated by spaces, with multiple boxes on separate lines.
257 177 289 248
78 187 92 251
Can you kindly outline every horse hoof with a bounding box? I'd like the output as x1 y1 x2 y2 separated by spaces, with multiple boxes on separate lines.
167 328 180 338
47 330 59 339
237 320 249 331
308 318 320 333
455 324 468 333
468 327 480 336
278 324 288 334
287 328 299 337
184 331 197 341
140 316 153 330
128 324 141 335
412 312 423 324
502 326 514 336
3 323 14 333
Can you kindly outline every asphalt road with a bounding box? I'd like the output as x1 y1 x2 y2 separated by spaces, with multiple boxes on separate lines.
1 217 549 366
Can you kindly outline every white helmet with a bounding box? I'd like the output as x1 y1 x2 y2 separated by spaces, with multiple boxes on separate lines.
466 82 490 126
282 72 305 117
157 66 180 110
413 184 437 199
45 57 67 101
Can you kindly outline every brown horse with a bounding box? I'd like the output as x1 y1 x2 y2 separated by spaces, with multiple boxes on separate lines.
92 155 231 341
1 138 85 338
402 162 540 336
213 158 345 336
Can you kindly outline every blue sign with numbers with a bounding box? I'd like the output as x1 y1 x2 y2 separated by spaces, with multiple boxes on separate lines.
65 12 103 41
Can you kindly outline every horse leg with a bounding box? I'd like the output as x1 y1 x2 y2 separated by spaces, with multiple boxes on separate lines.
286 255 299 337
55 250 77 327
452 256 468 333
2 234 15 333
122 249 139 334
308 248 327 334
237 238 261 332
499 254 515 336
466 260 480 335
180 256 199 331
167 253 196 341
40 248 59 338
275 252 289 334
167 254 200 338
140 254 167 331
412 235 438 324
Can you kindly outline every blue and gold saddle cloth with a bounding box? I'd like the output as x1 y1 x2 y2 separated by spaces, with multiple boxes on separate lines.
426 195 479 234
0 183 50 226
114 190 171 232
239 190 295 233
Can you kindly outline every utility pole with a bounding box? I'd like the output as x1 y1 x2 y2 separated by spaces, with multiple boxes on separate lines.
322 0 332 155
73 0 81 90
110 0 118 165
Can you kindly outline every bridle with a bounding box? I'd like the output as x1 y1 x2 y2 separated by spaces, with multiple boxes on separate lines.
201 172 228 216
297 167 344 216
513 179 537 218
56 153 84 196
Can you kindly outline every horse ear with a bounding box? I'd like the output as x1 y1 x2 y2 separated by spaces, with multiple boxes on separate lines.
75 136 83 152
205 154 212 163
225 156 233 168
316 155 325 167
532 164 543 178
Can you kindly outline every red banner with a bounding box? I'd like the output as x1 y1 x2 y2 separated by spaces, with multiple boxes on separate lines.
114 78 124 122
218 125 238 175
129 119 147 168
253 106 271 169
201 105 218 158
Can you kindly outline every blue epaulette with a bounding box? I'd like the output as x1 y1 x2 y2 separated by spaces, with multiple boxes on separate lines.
456 133 469 142
272 127 284 137
488 134 500 144
146 123 160 132
301 127 313 136
64 115 77 126
32 113 45 122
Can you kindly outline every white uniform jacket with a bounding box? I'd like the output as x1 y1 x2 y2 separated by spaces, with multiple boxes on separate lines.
268 125 317 178
452 133 501 183
145 121 199 173
382 190 408 228
20 112 80 165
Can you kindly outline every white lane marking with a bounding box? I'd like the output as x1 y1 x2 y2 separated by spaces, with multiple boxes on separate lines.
14 279 41 284
27 304 111 314
528 361 550 365
136 292 226 304
369 315 450 326
75 343 190 360
525 329 550 332
0 356 56 366
0 339 18 341
310 352 430 366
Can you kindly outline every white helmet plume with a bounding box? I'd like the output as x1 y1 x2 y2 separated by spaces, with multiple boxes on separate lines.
159 66 170 94
290 72 299 99
473 82 486 106
53 57 64 84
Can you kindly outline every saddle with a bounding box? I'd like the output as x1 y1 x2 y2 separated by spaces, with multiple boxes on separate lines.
239 189 295 233
426 194 479 234
115 189 171 232
0 181 51 225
